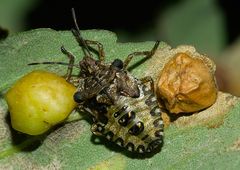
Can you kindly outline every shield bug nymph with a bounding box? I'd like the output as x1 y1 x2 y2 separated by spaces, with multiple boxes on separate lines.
87 78 164 153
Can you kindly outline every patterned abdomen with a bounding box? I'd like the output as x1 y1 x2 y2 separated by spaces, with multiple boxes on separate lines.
91 84 164 153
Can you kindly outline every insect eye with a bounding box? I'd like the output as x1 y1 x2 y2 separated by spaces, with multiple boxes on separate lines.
73 91 83 103
111 59 123 70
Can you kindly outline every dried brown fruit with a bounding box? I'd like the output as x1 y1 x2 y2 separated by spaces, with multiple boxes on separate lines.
161 112 171 127
156 52 218 114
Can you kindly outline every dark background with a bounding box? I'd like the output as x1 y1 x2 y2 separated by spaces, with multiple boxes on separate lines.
26 0 239 44
27 0 166 40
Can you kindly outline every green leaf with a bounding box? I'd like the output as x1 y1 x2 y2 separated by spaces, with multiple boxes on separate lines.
0 0 39 32
158 0 226 56
0 29 240 169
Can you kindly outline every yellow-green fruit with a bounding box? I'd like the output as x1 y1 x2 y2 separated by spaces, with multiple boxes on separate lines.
5 70 77 135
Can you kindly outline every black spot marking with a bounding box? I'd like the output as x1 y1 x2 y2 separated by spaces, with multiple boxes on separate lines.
146 148 151 153
98 115 108 125
104 131 114 141
115 137 124 147
153 139 162 147
84 98 108 115
96 124 105 133
97 104 108 115
153 118 163 128
146 145 153 152
142 85 152 95
128 121 144 136
145 94 156 106
150 106 161 116
146 142 155 152
126 142 135 152
113 105 128 118
141 135 149 141
137 145 145 153
147 139 162 152
118 111 136 127
155 130 163 137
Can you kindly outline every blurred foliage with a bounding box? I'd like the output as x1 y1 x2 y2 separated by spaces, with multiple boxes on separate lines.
157 0 226 57
0 0 39 33
216 37 240 96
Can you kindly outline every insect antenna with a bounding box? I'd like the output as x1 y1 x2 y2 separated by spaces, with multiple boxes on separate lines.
71 8 92 58
28 61 80 68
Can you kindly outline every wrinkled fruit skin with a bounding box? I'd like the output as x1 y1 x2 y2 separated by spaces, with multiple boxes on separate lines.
157 53 218 114
5 70 77 135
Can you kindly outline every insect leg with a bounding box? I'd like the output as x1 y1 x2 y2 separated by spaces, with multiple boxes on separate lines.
123 41 160 69
71 9 105 61
91 123 104 136
72 30 105 61
61 45 76 82
139 76 155 93
85 40 105 61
